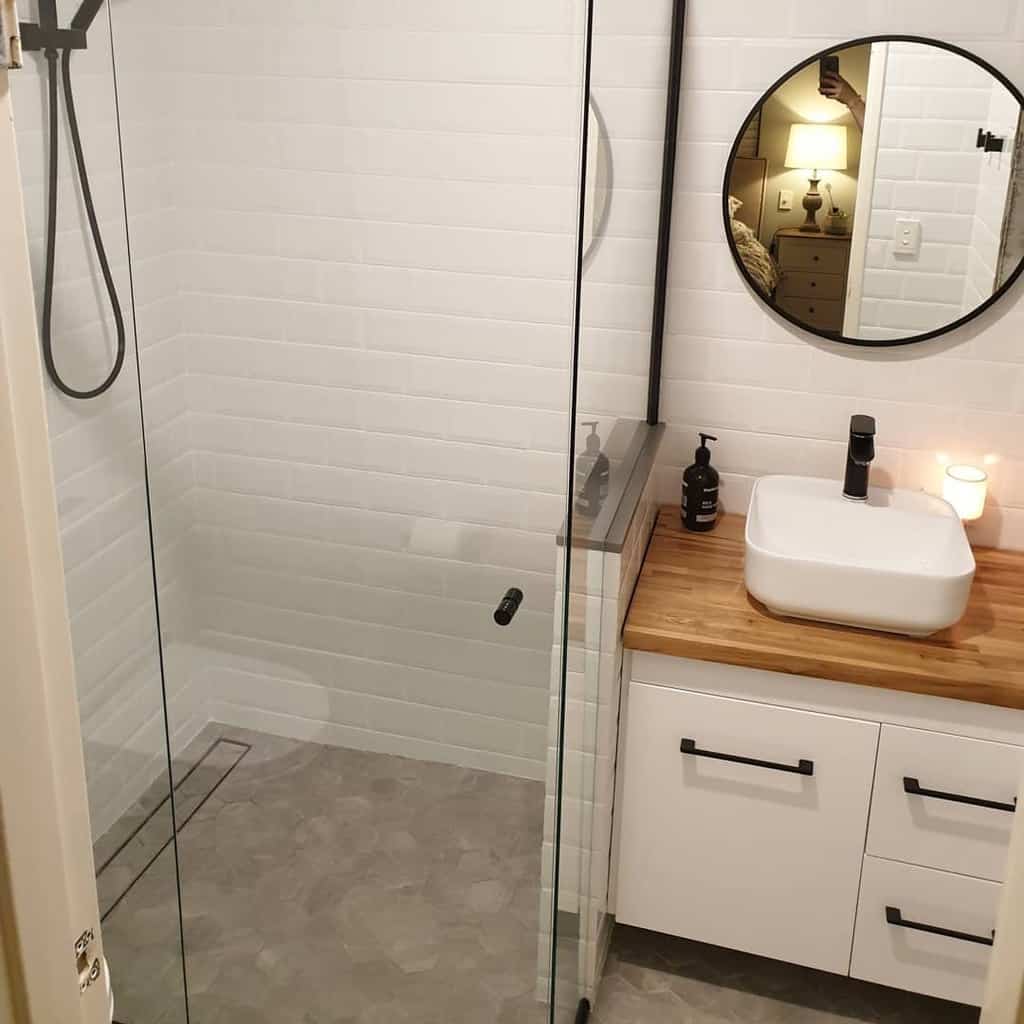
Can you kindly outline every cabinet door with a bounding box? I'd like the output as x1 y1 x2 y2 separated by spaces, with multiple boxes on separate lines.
852 856 998 1006
614 683 878 974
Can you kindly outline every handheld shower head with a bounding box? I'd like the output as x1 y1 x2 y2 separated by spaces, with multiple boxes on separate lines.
19 0 127 399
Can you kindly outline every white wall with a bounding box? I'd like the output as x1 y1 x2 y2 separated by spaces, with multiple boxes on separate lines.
658 0 1024 552
128 0 594 780
857 43 1008 339
964 82 1020 314
11 0 607 837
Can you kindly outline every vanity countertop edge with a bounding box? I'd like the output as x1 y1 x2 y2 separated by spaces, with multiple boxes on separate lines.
623 506 1024 711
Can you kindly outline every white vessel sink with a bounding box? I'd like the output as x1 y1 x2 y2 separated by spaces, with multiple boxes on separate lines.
745 476 975 637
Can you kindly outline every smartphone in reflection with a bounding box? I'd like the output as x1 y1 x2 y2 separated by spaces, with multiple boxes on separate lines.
819 55 840 91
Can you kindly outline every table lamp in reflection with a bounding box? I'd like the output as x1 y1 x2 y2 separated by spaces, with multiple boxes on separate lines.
785 123 848 232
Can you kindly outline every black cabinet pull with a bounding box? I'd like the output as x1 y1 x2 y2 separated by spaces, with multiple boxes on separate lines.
680 738 814 776
493 588 524 626
903 776 1017 813
885 906 994 947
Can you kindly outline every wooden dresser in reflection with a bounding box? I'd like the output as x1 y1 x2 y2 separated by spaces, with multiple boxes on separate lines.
774 228 851 336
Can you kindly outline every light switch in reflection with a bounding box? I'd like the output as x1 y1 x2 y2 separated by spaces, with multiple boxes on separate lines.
893 218 921 258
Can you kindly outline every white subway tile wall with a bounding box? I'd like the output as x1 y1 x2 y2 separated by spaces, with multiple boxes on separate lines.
856 43 1018 339
964 82 1021 314
10 0 605 833
659 2 1024 551
159 0 595 779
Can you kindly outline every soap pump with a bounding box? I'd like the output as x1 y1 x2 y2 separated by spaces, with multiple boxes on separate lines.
575 422 610 518
682 433 719 532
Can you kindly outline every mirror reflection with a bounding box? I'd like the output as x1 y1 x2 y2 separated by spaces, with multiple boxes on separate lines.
584 97 614 266
725 39 1024 344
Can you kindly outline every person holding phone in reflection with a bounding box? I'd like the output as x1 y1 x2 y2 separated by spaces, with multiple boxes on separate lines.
820 66 865 131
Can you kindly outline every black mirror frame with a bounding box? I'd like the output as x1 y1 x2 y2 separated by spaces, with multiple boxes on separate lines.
722 34 1024 348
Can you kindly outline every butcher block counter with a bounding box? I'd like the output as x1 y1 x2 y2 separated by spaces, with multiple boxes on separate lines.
623 507 1024 711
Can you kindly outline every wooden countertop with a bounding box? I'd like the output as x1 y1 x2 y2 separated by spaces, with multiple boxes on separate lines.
623 507 1024 711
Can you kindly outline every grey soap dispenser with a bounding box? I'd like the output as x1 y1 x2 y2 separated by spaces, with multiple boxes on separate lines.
682 433 719 532
575 422 610 518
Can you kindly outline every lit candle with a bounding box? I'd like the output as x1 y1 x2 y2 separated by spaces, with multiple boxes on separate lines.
943 465 988 522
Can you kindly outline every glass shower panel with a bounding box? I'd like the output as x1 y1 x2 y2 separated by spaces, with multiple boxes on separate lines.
550 0 677 1017
109 1 589 1021
8 2 187 1021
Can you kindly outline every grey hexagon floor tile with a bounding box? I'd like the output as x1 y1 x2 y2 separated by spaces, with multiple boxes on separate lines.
100 728 549 1024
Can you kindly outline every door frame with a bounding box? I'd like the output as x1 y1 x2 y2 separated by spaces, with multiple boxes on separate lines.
842 40 888 339
0 69 110 1024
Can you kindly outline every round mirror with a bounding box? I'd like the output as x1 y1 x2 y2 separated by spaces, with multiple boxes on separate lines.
723 37 1024 346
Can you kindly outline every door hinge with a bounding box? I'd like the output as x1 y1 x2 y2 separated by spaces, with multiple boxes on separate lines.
74 928 102 994
2 0 23 69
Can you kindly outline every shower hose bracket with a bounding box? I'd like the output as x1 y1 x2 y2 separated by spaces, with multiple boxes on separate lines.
19 23 87 51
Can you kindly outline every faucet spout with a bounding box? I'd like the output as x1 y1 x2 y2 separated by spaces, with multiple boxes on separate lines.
843 415 876 501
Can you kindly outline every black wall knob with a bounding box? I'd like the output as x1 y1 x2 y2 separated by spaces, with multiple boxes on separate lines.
494 588 524 626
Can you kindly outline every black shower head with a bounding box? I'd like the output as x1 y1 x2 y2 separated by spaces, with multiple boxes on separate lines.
70 0 105 32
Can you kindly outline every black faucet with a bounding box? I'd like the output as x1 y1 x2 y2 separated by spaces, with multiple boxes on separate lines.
843 415 876 501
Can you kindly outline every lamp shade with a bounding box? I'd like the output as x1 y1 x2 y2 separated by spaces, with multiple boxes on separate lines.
785 123 848 171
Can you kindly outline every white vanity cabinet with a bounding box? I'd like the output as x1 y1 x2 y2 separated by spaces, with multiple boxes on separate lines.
611 654 1024 1008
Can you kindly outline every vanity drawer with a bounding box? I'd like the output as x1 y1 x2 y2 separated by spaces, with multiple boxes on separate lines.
776 296 844 332
777 237 849 274
851 856 998 1007
867 725 1023 882
779 270 846 301
615 683 878 975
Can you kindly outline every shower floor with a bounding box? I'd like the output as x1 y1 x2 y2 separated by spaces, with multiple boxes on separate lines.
100 726 548 1024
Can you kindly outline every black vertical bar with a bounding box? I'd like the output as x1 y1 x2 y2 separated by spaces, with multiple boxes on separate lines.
37 0 59 30
647 0 687 426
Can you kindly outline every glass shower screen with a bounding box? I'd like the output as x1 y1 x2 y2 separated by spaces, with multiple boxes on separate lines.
8 0 611 1021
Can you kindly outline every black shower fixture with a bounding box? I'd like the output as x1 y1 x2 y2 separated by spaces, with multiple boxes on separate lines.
20 0 127 400
20 0 105 52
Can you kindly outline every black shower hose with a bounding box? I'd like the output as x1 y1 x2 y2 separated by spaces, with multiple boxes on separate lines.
40 47 126 399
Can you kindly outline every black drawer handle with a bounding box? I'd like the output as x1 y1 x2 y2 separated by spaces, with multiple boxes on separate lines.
904 776 1017 813
886 906 994 947
680 738 814 776
493 588 523 626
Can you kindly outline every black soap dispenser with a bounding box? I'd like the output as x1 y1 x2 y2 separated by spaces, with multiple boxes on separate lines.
682 433 719 532
575 422 610 518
